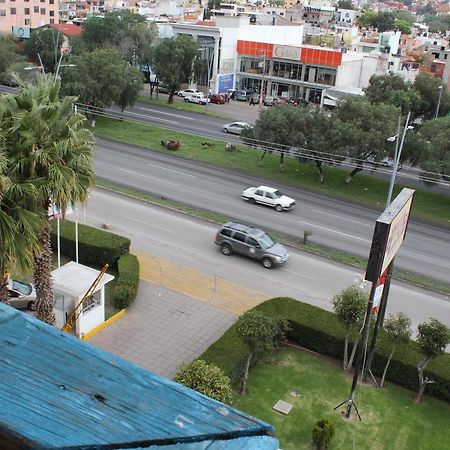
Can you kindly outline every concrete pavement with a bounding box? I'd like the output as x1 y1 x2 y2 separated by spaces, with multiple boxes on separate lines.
90 251 267 378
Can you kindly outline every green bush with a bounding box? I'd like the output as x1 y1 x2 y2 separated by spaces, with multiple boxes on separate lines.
50 220 130 267
312 418 335 449
200 297 450 402
112 254 139 309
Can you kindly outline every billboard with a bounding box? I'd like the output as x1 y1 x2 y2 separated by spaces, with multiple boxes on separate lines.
218 74 235 93
12 26 31 39
365 188 415 282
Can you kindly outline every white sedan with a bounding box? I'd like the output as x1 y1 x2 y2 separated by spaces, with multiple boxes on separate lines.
7 279 36 310
177 89 202 97
222 121 252 135
242 186 296 212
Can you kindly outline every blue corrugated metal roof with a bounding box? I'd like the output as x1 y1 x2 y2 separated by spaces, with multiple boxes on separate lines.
0 303 278 449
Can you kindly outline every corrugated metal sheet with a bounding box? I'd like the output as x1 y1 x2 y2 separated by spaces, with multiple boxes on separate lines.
0 303 278 450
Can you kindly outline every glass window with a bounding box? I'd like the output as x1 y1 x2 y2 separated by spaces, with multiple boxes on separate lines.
25 18 30 24
82 290 101 313
10 7 16 13
49 0 54 3
233 232 247 243
220 228 232 237
24 7 30 13
40 7 45 14
49 10 54 16
258 234 275 250
34 5 38 12
247 237 259 247
49 18 54 23
255 190 264 196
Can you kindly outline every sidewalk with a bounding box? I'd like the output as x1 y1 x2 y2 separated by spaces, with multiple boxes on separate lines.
89 252 267 378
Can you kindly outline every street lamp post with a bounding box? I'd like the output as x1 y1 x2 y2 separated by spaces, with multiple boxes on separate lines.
259 49 266 109
199 44 215 115
435 84 443 119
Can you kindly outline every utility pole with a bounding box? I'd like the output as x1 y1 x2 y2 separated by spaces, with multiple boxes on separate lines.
259 49 266 109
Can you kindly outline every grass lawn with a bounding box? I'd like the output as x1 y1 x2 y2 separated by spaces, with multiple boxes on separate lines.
233 346 450 450
94 116 450 227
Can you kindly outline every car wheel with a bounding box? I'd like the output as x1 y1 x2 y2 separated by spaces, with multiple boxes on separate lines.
275 204 283 212
221 244 232 256
184 98 189 102
262 257 274 269
223 128 228 133
27 301 36 311
249 198 256 204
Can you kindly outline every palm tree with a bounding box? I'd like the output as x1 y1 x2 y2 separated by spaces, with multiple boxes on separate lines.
7 76 95 324
0 98 45 302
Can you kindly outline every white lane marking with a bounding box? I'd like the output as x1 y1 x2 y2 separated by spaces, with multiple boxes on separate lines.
148 164 197 178
284 269 315 280
312 209 372 227
119 168 181 187
131 217 173 233
139 107 195 120
297 220 371 243
120 109 178 124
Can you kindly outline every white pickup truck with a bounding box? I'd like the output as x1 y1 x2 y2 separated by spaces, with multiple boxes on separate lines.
184 93 209 105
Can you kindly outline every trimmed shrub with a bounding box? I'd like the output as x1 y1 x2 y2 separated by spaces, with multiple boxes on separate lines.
112 253 139 309
50 220 130 267
174 360 233 405
312 418 335 449
200 297 450 402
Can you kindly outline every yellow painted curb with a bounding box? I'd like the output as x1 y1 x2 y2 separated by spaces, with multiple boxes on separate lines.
81 308 127 341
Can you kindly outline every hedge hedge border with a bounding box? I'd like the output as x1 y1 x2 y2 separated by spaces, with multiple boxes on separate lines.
50 220 140 309
200 297 450 402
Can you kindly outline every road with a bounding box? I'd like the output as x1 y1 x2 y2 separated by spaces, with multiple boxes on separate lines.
83 189 450 338
95 138 450 283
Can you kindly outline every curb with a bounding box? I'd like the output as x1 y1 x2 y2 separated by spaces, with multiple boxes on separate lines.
81 308 127 341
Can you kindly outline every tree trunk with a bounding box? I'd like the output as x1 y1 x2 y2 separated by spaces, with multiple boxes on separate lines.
380 346 395 388
343 328 349 370
315 160 324 183
241 353 252 395
34 222 55 325
415 356 431 403
279 153 285 172
259 150 267 166
0 273 8 303
345 165 363 183
346 331 361 371
168 91 175 104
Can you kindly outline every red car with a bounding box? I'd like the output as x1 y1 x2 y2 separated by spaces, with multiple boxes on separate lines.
209 94 226 104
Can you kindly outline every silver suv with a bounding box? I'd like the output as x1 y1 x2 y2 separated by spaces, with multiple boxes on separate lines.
215 222 290 269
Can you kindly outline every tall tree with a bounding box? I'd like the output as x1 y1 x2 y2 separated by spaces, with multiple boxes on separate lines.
380 312 412 388
333 96 399 182
236 311 289 394
61 49 143 110
413 74 450 119
153 35 202 104
415 319 449 403
8 77 95 324
22 28 63 73
417 117 450 187
0 34 27 84
332 285 367 370
0 94 45 303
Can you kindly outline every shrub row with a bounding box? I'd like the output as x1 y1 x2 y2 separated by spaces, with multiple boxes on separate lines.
112 254 140 309
50 220 130 267
201 297 450 402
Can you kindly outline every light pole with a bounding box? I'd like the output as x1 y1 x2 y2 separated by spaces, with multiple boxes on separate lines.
258 49 266 109
435 84 443 119
199 43 215 115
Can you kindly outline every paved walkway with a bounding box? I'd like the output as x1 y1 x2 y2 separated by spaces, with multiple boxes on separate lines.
90 252 267 378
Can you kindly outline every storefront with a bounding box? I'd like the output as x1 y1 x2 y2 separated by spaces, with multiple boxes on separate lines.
236 41 342 103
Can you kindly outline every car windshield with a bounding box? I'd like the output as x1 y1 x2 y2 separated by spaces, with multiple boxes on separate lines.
273 190 282 199
11 280 32 295
258 233 275 250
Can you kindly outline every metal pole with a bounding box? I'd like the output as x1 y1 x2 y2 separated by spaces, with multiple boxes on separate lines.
75 204 79 264
259 50 266 109
345 280 377 418
205 46 214 115
57 217 61 269
435 84 443 119
386 116 401 208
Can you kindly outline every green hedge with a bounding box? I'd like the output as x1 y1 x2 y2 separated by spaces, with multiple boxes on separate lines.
112 254 140 309
201 297 450 402
50 220 130 267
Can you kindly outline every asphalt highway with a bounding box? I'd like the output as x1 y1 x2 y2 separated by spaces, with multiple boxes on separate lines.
95 138 450 283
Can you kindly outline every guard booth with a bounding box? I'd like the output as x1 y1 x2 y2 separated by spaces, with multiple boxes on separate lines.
51 262 114 338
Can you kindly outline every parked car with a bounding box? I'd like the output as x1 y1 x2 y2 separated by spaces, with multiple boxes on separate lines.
177 89 202 97
7 279 36 310
209 94 226 104
215 222 290 269
233 90 250 101
222 121 253 135
365 155 397 168
242 185 295 212
184 93 209 105
157 82 171 94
